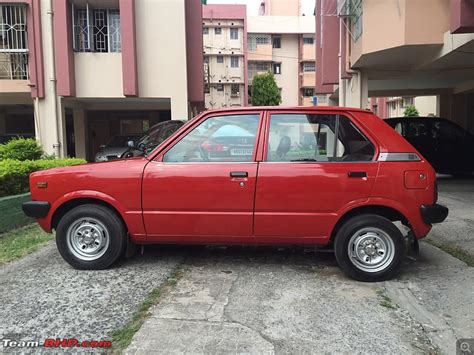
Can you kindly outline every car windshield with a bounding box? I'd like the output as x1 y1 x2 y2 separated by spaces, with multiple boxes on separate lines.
106 135 140 148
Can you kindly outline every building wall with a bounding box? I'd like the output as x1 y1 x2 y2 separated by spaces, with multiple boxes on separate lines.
135 0 189 120
203 18 246 108
0 0 204 158
263 0 300 16
247 15 315 106
273 34 299 105
385 96 438 118
74 53 123 98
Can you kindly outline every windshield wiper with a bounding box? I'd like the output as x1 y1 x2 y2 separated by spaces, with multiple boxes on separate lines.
290 158 318 162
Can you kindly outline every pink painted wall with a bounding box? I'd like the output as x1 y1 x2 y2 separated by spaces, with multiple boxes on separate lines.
315 0 334 94
450 0 474 33
202 4 246 20
53 0 75 97
320 0 339 85
185 0 204 105
120 0 138 96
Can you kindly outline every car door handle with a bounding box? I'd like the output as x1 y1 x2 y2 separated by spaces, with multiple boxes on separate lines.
230 171 248 178
348 171 367 178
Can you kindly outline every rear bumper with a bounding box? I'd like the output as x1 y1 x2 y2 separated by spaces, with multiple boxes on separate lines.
420 203 449 224
22 201 50 219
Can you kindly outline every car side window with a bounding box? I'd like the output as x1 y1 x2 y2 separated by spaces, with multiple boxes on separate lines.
406 122 428 138
431 120 465 140
163 114 260 163
267 114 375 162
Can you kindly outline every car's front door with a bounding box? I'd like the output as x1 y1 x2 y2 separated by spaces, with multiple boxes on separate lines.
254 112 378 242
142 113 262 239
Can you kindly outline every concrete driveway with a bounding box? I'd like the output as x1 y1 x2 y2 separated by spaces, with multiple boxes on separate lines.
0 177 473 354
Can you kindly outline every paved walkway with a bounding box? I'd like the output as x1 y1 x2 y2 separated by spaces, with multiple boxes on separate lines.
0 244 185 347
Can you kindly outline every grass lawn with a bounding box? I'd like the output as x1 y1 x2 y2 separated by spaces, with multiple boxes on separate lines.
0 224 53 265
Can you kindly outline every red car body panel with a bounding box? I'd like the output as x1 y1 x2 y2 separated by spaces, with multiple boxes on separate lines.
28 106 437 245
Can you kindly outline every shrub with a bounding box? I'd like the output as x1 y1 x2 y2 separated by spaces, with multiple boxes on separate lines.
0 158 86 197
403 105 419 117
0 138 43 161
251 71 282 106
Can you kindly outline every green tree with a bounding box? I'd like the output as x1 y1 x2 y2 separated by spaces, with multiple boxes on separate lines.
403 105 419 117
251 71 281 106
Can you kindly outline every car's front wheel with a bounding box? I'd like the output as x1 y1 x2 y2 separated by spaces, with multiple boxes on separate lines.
56 204 126 269
334 214 404 282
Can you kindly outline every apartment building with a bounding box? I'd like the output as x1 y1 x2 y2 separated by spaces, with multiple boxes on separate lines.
247 1 316 106
0 0 204 160
316 0 474 133
202 5 247 109
370 96 438 119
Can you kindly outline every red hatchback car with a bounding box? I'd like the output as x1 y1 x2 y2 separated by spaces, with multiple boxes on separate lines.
22 107 448 281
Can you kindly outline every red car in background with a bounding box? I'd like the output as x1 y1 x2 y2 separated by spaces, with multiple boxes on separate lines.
22 107 448 282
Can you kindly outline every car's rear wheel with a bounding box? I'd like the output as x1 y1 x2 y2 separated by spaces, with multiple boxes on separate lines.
56 204 126 269
334 214 404 282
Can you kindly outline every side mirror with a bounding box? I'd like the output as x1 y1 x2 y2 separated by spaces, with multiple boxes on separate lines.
127 140 135 148
138 142 146 151
99 144 106 149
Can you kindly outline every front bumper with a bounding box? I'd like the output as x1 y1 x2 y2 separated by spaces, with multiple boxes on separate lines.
22 201 50 219
420 203 449 224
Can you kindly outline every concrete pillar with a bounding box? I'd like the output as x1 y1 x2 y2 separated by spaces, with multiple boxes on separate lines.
171 96 189 120
340 71 368 109
73 108 87 159
0 113 6 134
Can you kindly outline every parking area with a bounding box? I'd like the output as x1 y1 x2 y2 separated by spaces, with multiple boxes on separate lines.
0 177 473 354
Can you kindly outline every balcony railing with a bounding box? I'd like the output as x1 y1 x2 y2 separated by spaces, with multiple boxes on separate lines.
0 4 29 80
0 52 29 80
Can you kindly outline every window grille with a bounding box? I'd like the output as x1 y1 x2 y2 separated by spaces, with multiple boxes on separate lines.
303 62 316 72
73 5 121 53
0 4 29 79
231 84 240 97
247 34 271 51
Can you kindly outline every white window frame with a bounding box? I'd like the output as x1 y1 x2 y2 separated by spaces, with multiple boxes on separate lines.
230 28 239 40
230 57 239 68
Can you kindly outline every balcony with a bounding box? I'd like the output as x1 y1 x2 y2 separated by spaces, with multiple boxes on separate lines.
301 72 315 88
301 44 315 61
0 52 29 80
0 4 29 82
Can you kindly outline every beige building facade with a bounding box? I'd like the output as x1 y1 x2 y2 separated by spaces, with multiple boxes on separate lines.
247 15 316 106
202 5 247 109
0 0 204 160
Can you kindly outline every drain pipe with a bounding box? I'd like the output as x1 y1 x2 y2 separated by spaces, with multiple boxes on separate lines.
46 0 61 158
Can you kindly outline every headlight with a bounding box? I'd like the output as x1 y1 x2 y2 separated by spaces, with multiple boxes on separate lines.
95 155 107 162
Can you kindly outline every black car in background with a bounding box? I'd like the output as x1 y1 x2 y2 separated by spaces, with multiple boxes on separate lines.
384 117 474 175
122 120 185 158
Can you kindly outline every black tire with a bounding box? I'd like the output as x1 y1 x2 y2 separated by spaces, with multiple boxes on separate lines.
334 214 404 282
56 204 126 270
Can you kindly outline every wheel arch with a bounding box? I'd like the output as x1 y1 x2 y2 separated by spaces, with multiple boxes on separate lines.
330 205 410 242
51 198 127 232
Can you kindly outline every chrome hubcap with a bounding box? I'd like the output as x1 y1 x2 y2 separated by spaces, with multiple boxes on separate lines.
348 227 395 273
66 218 109 261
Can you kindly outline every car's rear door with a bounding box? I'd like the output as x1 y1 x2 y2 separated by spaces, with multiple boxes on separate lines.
254 110 379 242
142 112 263 239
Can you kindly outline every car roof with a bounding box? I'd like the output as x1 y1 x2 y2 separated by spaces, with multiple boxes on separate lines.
202 106 371 115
